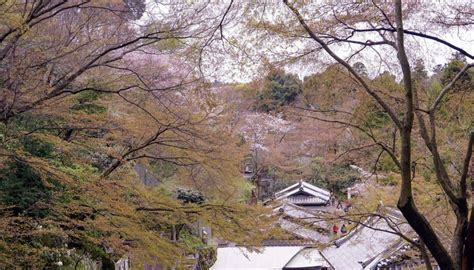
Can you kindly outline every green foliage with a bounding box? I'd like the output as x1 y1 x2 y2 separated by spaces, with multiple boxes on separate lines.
32 232 67 249
428 81 443 102
309 158 360 196
71 90 107 114
255 69 302 112
0 160 52 217
352 72 400 131
155 38 185 51
179 229 204 249
9 113 62 136
75 238 111 262
359 103 391 129
77 90 102 103
176 188 206 204
21 136 55 158
301 64 359 109
240 179 256 200
51 159 98 182
352 62 368 77
379 173 398 186
333 176 359 193
440 53 472 92
376 153 400 173
71 103 107 114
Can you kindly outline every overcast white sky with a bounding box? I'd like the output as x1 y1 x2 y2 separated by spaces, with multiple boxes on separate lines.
138 1 474 83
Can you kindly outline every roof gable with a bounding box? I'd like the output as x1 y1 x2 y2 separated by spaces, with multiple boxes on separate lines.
275 181 330 202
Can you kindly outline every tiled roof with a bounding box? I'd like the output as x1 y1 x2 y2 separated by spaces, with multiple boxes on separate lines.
210 246 329 269
288 195 328 205
285 248 330 268
211 246 302 269
321 214 411 270
276 202 329 228
212 204 417 270
273 202 331 243
279 219 330 243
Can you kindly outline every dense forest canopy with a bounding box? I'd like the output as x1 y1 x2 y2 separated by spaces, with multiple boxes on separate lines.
0 1 473 269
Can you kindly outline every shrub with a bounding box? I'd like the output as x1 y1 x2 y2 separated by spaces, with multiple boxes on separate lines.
21 136 55 158
176 188 206 204
76 90 102 103
71 90 106 114
0 160 52 217
70 103 107 114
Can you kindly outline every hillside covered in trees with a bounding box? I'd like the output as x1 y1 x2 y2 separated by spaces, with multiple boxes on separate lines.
0 1 473 269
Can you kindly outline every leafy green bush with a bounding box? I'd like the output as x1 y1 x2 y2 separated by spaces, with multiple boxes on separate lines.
71 90 106 114
76 90 102 103
21 136 55 158
179 229 204 249
51 159 98 182
71 103 107 114
33 232 67 249
359 103 391 129
176 188 206 204
0 160 52 217
8 113 57 133
440 53 472 92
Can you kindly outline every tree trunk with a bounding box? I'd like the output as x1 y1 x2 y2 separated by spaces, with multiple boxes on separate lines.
451 205 468 269
419 239 433 270
172 224 177 242
394 1 455 268
63 128 75 141
397 128 452 268
398 196 454 269
257 176 262 201
462 161 474 270
463 210 474 270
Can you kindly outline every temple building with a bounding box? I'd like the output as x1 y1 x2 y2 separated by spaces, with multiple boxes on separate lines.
211 180 440 270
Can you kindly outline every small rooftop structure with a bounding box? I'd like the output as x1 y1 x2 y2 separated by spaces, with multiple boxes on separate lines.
274 180 330 206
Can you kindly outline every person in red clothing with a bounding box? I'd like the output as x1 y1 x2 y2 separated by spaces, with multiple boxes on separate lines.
332 224 339 234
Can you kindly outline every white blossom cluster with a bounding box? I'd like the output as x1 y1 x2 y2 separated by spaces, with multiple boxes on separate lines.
240 113 294 152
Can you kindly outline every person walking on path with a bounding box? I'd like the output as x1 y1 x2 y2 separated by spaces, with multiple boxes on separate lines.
341 224 347 234
336 200 343 209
